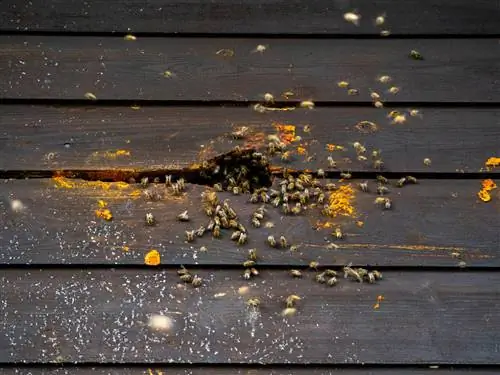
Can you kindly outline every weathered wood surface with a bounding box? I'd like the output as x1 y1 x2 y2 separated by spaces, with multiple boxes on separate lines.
1 105 499 173
1 0 499 35
1 368 498 375
1 269 499 363
1 37 498 102
0 179 497 266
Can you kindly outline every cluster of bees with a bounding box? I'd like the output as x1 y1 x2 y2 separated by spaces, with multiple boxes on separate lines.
246 294 301 317
358 175 418 210
142 175 188 225
177 266 202 287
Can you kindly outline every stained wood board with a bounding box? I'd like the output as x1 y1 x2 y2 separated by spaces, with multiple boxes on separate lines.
0 179 498 266
1 105 499 173
1 0 499 35
1 37 498 102
1 269 499 363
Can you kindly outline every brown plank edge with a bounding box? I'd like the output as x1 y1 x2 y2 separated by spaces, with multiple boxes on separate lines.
0 269 499 363
0 0 499 35
1 367 499 374
0 37 498 102
0 179 498 266
1 106 499 173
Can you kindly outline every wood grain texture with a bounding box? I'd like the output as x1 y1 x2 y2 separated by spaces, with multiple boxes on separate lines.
1 0 499 35
1 105 498 173
0 179 498 266
1 269 499 363
1 36 498 102
1 368 498 375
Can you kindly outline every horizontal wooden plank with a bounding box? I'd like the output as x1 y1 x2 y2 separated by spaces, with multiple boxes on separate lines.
1 105 499 173
0 179 497 266
1 269 499 363
1 368 497 375
1 37 498 102
1 0 499 35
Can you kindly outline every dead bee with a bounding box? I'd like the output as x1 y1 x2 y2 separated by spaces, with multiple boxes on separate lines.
396 177 407 187
180 273 193 283
248 248 258 261
243 260 256 268
196 226 206 237
267 235 277 248
185 230 195 242
212 225 221 238
358 181 369 192
334 227 343 239
315 273 327 284
285 294 301 308
231 126 249 139
145 213 155 226
327 277 338 286
231 230 242 241
290 269 302 278
237 232 248 245
251 217 261 228
343 263 363 282
177 210 189 221
279 235 288 248
247 297 260 308
213 183 223 192
377 185 390 195
140 177 149 187
406 176 418 184
340 172 352 180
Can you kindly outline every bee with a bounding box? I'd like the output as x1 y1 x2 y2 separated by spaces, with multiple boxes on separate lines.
264 221 275 229
298 173 312 185
260 192 270 203
243 260 256 268
190 275 202 287
285 294 301 308
290 269 302 278
396 177 407 187
366 272 376 284
358 181 369 192
327 156 337 168
392 114 407 124
252 44 268 54
281 307 297 317
84 92 97 100
231 126 249 139
291 203 302 215
238 223 247 233
287 181 295 191
223 200 237 218
353 141 366 155
340 172 352 180
347 88 359 96
251 217 261 228
251 268 259 276
377 185 389 195
384 198 392 209
374 197 387 205
196 226 206 237
220 216 230 228
279 235 288 248
270 196 280 208
356 268 368 278
140 177 149 187
295 180 305 191
316 272 327 283
423 158 432 166
180 273 193 283
267 235 277 247
216 48 235 57
409 50 424 60
185 230 195 242
171 183 182 195
249 192 259 203
213 183 223 192
373 159 384 170
212 225 221 238
343 11 360 26
317 193 325 204
409 109 421 117
358 155 368 161
406 176 418 184
299 100 315 109
177 178 185 190
231 230 242 241
237 232 248 245
317 169 325 178
337 81 350 88
309 260 319 270
165 174 172 186
389 86 400 94
252 211 264 222
263 93 274 103
370 91 381 100
343 264 363 282
243 268 252 280
376 175 388 184
247 297 260 308
200 245 208 252
289 244 299 252
124 34 137 41
324 269 337 277
372 149 382 159
327 277 338 286
372 270 383 280
232 186 240 195
281 151 291 162
375 14 385 26
374 100 384 108
207 219 215 231
177 266 190 275
229 219 239 228
282 203 290 215
282 90 294 99
378 75 392 84
248 248 258 261
334 227 343 239
177 210 189 221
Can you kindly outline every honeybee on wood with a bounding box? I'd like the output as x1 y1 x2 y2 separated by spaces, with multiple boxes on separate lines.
327 277 338 286
309 260 319 270
290 269 302 278
213 183 223 192
177 210 189 221
178 266 189 275
237 232 248 245
263 93 274 103
366 272 376 283
409 50 424 60
243 260 256 268
291 203 302 215
315 273 327 283
191 275 202 287
358 181 369 192
299 100 315 109
324 269 337 277
343 263 363 282
327 156 337 168
231 230 242 241
185 230 195 242
180 273 193 283
406 176 418 184
251 268 259 276
348 88 359 96
372 270 383 280
212 225 221 238
279 235 288 248
377 75 392 83
340 172 352 180
243 268 252 280
145 213 155 226
247 297 260 308
267 235 277 247
281 307 297 317
343 11 360 26
334 227 343 239
377 184 389 195
423 158 432 166
250 192 259 203
396 177 407 187
373 159 384 170
376 175 388 184
285 294 301 308
252 217 261 227
317 169 325 178
248 249 258 261
196 226 206 237
337 81 349 88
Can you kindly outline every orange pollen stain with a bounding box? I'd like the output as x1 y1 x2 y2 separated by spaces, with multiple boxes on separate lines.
95 208 113 221
325 184 356 218
326 143 345 152
485 157 500 169
478 179 497 202
273 123 297 144
145 250 161 266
